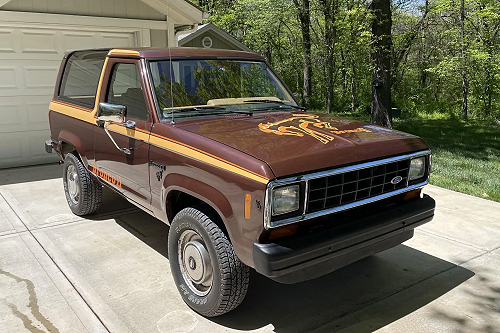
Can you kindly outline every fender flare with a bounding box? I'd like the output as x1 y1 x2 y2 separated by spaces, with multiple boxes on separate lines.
162 173 233 224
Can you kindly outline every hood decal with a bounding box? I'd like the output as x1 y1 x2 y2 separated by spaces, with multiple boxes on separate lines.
258 114 371 144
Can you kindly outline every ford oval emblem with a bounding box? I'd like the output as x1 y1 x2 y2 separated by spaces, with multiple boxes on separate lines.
391 176 403 185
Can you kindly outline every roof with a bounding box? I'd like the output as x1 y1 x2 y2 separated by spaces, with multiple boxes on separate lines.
177 23 253 52
106 47 262 59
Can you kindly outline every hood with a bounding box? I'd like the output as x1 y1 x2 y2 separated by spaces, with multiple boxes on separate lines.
175 111 429 178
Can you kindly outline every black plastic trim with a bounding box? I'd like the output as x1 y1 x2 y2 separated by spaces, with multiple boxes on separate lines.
253 195 435 284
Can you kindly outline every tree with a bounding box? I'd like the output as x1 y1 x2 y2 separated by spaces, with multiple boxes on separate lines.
370 0 393 128
319 0 339 113
293 0 313 107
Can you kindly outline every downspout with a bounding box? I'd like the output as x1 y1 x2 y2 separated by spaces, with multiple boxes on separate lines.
175 24 198 46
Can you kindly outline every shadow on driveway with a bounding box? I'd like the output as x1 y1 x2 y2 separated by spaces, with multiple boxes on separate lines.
0 163 62 185
112 207 474 333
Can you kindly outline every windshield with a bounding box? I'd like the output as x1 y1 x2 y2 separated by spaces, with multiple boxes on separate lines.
149 59 297 119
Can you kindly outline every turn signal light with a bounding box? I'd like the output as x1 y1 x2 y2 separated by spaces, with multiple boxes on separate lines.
269 224 298 240
404 189 422 201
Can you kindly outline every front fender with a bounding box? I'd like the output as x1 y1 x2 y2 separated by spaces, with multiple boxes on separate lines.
162 173 233 223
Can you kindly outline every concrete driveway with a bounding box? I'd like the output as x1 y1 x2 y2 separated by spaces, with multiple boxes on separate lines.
0 164 499 333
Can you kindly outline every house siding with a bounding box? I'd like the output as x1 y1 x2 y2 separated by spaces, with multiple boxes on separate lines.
151 29 168 48
182 31 236 50
1 0 166 21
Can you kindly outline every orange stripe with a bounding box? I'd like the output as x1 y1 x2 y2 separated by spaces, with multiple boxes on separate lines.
94 57 109 112
52 100 93 112
144 130 269 181
108 49 140 57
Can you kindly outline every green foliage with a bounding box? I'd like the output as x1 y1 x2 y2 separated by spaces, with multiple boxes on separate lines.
394 117 500 202
195 0 500 120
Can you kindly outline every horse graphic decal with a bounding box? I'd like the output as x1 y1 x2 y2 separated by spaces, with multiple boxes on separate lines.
258 114 371 144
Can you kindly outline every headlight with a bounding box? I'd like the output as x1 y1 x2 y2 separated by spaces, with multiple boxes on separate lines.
272 185 300 216
409 157 426 181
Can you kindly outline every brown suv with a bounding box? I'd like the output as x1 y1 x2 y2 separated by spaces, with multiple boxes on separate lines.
45 47 435 317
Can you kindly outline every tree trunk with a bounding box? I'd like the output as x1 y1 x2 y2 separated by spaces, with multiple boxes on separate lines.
341 49 347 93
351 61 356 112
370 0 392 128
321 0 337 113
294 0 312 107
460 0 468 118
461 74 468 118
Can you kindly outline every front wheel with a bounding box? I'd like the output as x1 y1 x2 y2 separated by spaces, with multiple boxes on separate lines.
168 207 249 317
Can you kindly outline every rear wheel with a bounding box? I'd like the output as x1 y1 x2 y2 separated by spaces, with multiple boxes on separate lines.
62 152 102 215
168 207 249 317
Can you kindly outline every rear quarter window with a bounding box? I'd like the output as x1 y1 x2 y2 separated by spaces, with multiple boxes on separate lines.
58 51 107 109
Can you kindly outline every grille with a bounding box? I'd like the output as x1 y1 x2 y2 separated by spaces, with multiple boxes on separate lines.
306 159 410 213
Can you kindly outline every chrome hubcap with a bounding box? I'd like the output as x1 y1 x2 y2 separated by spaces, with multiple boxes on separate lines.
178 230 213 296
66 165 80 205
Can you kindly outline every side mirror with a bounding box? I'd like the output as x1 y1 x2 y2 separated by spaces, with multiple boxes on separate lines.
97 102 133 155
97 102 126 123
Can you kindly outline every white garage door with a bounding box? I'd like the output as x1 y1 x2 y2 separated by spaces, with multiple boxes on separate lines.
0 24 137 169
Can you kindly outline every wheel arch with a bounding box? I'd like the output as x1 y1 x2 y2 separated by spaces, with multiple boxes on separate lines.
58 130 87 164
163 174 233 237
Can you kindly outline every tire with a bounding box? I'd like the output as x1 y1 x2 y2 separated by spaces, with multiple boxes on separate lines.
168 207 250 317
62 152 102 216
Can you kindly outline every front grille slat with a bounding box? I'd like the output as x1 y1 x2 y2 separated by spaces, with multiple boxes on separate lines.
306 159 411 214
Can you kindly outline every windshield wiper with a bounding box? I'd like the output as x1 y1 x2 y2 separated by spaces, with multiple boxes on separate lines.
165 106 253 116
224 109 253 115
164 106 225 113
243 99 307 110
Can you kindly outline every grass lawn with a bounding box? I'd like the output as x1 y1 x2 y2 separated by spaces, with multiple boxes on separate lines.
327 111 500 203
393 117 500 203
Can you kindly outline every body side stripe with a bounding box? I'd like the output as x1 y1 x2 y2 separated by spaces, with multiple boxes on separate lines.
131 127 269 181
49 103 270 184
149 131 269 181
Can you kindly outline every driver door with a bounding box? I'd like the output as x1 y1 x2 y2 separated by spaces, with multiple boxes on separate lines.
93 59 152 210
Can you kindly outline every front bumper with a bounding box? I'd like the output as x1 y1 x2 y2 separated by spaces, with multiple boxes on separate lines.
253 194 435 284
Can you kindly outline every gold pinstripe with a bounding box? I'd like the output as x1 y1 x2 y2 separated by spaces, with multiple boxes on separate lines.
108 49 140 57
50 101 270 184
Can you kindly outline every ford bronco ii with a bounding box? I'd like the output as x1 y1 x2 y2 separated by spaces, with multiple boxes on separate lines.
45 47 435 317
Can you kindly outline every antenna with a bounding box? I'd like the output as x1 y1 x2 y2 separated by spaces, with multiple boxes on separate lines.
167 0 175 125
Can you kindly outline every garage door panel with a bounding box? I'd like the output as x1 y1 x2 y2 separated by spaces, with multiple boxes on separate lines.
100 32 136 47
0 133 23 161
27 101 51 129
0 67 19 89
0 61 60 97
20 29 59 55
0 24 136 168
0 130 58 169
24 66 60 90
0 103 22 127
0 28 16 53
0 97 52 132
62 31 99 52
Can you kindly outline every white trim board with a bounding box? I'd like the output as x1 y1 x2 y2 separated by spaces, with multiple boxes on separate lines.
141 0 202 24
0 0 11 8
0 10 169 30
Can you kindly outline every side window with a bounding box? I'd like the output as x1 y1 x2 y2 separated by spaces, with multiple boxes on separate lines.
59 51 106 108
107 63 148 121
